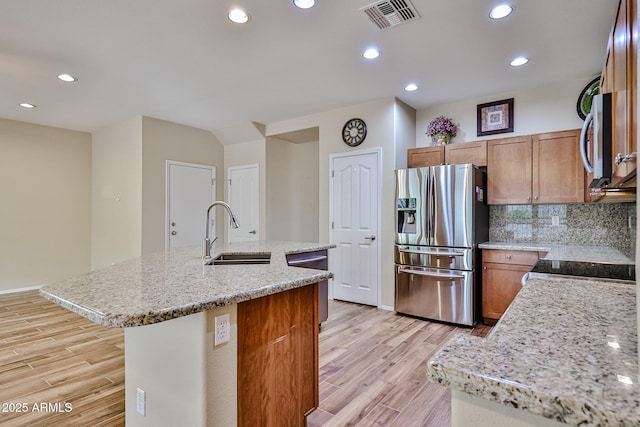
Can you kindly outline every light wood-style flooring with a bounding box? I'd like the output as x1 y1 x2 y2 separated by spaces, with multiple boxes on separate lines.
307 300 491 426
0 291 124 426
0 291 490 426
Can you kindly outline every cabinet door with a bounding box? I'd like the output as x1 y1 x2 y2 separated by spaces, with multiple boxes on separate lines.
444 140 487 166
238 284 318 426
482 262 531 321
532 130 585 204
611 0 637 182
407 146 444 168
487 136 532 204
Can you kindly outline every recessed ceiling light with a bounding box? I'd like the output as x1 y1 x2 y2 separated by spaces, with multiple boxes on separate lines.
489 4 513 19
293 0 316 9
57 73 77 82
228 8 250 24
19 103 36 109
510 56 529 67
362 48 380 60
404 83 419 92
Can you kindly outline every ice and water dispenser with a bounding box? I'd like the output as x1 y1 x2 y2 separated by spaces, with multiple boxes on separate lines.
397 198 417 234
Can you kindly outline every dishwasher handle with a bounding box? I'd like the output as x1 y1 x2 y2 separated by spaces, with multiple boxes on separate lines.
287 255 327 265
398 268 465 280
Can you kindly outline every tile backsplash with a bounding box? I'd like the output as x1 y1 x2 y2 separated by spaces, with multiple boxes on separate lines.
489 203 636 258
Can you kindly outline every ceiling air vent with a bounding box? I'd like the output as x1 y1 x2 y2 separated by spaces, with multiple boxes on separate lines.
361 0 420 30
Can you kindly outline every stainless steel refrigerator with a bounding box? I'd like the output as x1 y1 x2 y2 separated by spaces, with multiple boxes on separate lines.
394 164 488 326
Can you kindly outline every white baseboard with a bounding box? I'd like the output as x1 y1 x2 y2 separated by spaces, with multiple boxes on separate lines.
0 285 43 295
379 304 394 311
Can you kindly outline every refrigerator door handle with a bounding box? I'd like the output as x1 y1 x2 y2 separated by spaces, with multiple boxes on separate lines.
398 268 465 280
398 249 464 257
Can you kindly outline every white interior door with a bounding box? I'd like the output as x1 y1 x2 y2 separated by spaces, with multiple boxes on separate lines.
228 164 259 242
330 150 380 306
166 161 215 248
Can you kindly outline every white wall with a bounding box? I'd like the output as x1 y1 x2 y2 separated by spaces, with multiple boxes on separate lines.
91 117 143 270
394 99 417 169
141 117 224 255
0 118 91 292
416 75 592 147
125 305 238 426
266 97 404 309
265 137 319 241
92 116 224 268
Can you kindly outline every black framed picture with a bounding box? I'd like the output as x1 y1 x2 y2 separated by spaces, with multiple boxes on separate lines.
477 98 514 136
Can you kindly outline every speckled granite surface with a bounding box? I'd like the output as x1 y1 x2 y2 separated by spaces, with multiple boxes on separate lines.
40 241 334 328
479 241 634 264
427 276 639 426
488 203 636 259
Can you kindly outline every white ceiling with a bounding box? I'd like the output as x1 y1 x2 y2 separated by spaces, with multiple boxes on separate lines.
0 0 618 134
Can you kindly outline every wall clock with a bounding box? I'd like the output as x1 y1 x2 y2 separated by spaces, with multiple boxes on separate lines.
342 118 367 147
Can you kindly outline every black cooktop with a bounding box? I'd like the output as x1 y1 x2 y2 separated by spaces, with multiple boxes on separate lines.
530 259 635 282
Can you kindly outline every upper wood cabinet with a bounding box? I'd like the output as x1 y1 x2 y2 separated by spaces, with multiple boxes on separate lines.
407 146 444 167
533 130 585 204
487 129 585 205
407 140 487 168
445 140 487 166
603 0 637 183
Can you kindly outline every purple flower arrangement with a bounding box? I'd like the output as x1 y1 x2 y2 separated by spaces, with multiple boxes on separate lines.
426 116 457 137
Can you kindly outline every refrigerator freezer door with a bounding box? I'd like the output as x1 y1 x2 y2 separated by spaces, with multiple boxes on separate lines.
395 168 429 246
430 164 477 248
395 265 475 326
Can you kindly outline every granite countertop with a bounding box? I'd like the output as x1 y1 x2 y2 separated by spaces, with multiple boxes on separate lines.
427 275 639 426
40 241 334 328
479 241 634 264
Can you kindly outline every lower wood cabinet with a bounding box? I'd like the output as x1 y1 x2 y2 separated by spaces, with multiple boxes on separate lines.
481 249 542 323
237 284 318 426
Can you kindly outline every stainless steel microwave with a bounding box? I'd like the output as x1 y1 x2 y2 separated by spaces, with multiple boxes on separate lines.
579 93 612 188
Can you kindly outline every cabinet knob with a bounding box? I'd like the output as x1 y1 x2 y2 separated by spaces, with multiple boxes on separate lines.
506 255 512 259
534 196 539 201
483 265 487 270
526 196 531 201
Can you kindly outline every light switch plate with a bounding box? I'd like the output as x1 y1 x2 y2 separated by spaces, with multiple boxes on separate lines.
136 387 146 416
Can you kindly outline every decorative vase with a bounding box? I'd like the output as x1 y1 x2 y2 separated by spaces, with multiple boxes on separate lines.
431 133 451 146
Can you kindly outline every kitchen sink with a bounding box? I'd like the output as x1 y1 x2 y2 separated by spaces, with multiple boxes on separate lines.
209 252 271 265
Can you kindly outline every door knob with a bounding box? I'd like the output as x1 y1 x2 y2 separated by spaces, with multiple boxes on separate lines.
364 235 376 241
249 230 257 234
171 231 177 235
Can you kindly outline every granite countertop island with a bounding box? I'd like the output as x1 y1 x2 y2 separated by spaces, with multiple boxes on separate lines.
40 240 334 328
40 240 335 426
427 242 638 426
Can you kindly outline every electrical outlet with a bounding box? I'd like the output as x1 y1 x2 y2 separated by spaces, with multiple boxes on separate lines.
215 313 231 346
551 215 560 226
136 387 146 416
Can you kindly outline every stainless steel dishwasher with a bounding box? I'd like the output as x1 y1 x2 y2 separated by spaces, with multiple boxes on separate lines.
286 249 329 323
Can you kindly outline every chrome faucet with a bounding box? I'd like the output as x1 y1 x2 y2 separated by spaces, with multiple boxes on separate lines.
203 201 240 262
